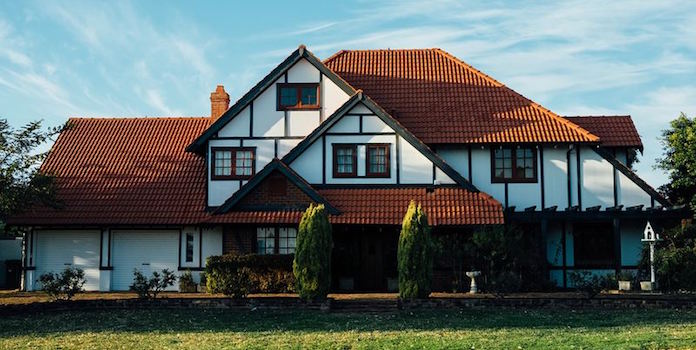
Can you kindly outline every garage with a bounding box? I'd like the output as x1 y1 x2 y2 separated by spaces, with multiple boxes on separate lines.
111 230 180 291
34 230 101 291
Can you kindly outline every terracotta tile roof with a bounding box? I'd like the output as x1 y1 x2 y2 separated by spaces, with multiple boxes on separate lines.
209 187 503 226
7 117 213 225
8 117 502 226
320 187 504 225
563 116 643 150
324 49 599 144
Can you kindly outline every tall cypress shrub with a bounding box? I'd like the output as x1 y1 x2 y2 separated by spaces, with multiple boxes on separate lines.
293 203 333 300
398 200 433 299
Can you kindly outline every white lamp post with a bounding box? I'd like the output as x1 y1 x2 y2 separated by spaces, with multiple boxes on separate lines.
641 221 661 291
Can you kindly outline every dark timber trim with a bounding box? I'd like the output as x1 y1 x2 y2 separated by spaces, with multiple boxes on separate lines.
540 146 545 209
99 229 104 268
249 102 254 137
177 229 182 268
215 159 339 214
186 45 355 153
467 145 473 181
613 164 618 207
395 134 401 184
613 218 621 274
561 222 567 288
576 146 582 209
594 147 671 206
566 146 572 208
322 136 326 184
281 92 478 191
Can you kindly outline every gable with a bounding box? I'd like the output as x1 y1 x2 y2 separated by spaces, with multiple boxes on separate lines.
187 45 355 153
282 92 476 190
236 170 313 211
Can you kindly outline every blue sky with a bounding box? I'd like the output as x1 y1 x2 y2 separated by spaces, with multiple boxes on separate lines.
1 1 695 188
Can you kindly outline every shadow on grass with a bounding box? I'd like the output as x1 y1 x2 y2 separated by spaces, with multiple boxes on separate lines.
0 308 694 338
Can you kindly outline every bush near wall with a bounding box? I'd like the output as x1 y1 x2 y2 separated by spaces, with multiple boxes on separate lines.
205 254 294 297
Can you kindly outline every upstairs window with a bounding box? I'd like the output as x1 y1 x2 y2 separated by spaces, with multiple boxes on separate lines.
333 144 357 178
277 83 320 110
211 147 256 180
491 146 537 183
366 144 390 177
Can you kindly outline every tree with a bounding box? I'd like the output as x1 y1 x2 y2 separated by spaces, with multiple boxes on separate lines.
397 200 433 299
293 203 332 300
1 119 66 234
656 112 696 212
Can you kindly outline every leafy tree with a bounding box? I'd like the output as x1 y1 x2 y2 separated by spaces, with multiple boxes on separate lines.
293 203 332 300
398 201 433 299
656 112 696 211
1 118 66 234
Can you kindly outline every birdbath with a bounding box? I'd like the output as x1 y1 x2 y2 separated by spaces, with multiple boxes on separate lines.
466 271 481 294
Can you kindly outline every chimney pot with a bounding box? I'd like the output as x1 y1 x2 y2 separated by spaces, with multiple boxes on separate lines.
210 84 230 122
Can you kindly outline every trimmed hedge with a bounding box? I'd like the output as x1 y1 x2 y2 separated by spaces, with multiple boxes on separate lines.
205 254 294 298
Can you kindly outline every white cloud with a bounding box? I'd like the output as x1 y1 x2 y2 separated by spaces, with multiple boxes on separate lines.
145 89 180 116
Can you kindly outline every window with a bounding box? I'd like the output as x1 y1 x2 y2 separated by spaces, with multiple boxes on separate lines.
366 144 390 177
211 147 255 180
573 224 615 268
491 146 537 182
333 144 357 177
185 233 194 263
277 83 320 110
256 227 297 255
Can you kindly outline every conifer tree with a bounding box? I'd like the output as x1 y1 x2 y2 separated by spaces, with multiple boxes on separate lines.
397 200 433 299
293 203 333 300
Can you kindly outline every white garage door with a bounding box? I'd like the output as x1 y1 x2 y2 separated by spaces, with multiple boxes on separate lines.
34 230 101 291
111 230 179 291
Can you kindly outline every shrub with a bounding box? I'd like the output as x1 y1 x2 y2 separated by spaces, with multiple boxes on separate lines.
464 225 552 293
569 271 615 298
130 268 177 299
206 254 294 298
38 267 86 301
294 203 333 301
199 271 207 292
398 201 433 299
641 223 696 292
618 270 635 281
178 270 197 293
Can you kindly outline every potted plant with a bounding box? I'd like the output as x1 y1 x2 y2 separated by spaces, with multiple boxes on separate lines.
617 271 634 291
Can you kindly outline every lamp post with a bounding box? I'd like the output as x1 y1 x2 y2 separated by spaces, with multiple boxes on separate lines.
641 221 661 291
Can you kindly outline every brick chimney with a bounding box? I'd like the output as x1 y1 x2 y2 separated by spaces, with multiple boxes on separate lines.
210 85 230 122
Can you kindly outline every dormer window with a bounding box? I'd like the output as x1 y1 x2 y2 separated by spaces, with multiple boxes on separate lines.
333 144 357 178
366 144 390 177
211 147 255 180
277 83 320 110
491 146 537 183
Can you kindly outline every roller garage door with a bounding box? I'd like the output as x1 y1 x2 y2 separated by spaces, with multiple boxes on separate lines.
111 230 179 291
34 230 101 291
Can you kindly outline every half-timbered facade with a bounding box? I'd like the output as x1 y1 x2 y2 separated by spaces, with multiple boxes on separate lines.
10 46 688 291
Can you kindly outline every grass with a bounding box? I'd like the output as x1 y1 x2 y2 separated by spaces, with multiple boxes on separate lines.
1 307 696 349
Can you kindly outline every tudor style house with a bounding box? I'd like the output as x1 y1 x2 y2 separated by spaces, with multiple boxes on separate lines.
10 45 689 292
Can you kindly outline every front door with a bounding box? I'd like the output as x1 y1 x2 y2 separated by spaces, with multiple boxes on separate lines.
333 227 398 292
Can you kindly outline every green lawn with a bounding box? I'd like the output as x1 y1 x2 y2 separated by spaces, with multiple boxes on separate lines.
1 308 695 349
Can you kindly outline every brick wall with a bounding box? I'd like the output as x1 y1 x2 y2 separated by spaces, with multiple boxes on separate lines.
223 226 254 254
238 171 312 210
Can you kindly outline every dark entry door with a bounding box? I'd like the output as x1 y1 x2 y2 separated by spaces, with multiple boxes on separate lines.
333 227 398 292
359 234 384 290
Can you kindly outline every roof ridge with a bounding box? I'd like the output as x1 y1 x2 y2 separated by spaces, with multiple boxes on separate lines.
68 116 208 121
564 115 632 118
433 48 600 142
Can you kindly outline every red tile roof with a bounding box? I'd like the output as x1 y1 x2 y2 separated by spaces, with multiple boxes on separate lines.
324 49 599 144
563 116 643 150
208 187 504 226
7 117 212 225
8 117 502 226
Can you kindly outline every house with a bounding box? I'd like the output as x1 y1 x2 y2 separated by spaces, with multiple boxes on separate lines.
9 45 689 292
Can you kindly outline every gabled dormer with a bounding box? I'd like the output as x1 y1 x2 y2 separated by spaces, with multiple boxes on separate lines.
187 45 356 206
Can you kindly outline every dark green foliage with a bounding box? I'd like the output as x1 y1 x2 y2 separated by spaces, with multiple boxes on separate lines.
656 112 696 212
206 254 294 298
38 267 86 301
464 225 552 293
0 119 67 235
642 224 696 292
398 201 433 299
294 203 333 300
130 269 177 299
433 232 469 292
569 271 616 298
178 270 197 293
